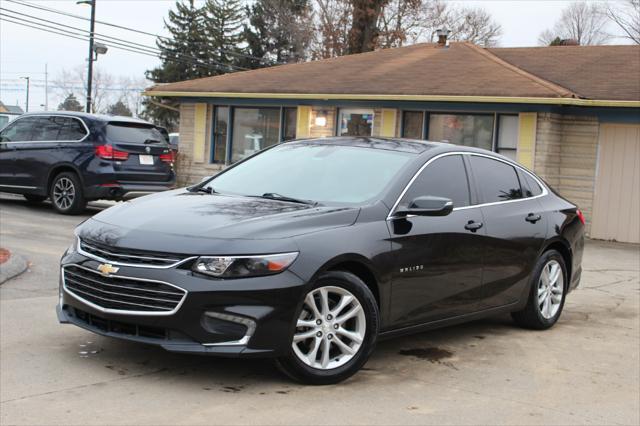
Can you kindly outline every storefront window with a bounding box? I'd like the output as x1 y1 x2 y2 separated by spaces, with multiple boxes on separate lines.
402 111 424 139
497 115 519 161
338 108 374 136
428 114 494 151
231 108 280 163
212 106 229 163
282 107 297 141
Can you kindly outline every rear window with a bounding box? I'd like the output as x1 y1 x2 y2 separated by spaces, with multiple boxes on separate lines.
106 123 169 145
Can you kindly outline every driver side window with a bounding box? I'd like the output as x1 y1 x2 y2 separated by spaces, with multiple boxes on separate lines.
401 155 471 208
0 118 37 142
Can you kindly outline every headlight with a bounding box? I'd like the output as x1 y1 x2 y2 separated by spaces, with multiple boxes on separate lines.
192 252 299 278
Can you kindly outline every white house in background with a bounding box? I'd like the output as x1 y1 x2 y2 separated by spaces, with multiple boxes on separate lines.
0 101 24 129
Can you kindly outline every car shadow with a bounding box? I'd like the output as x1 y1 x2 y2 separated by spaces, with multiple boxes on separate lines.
70 314 518 390
0 193 113 215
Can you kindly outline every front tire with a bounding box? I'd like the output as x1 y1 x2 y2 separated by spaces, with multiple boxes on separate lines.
512 250 568 330
50 172 86 215
275 271 379 385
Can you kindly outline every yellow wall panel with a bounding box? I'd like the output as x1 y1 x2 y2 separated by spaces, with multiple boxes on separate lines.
296 106 311 139
380 109 397 137
192 103 207 163
517 112 536 169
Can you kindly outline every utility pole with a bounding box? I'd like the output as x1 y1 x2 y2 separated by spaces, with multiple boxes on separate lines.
44 63 49 111
83 0 96 113
20 77 30 113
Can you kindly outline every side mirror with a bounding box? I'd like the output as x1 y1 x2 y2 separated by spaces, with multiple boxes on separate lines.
395 196 453 217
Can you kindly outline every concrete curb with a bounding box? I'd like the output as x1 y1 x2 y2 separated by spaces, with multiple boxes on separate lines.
0 251 28 284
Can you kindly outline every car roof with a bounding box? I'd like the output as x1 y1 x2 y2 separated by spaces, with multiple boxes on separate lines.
18 111 154 125
288 136 503 156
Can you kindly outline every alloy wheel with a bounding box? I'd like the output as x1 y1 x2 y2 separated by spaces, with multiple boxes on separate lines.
538 259 564 319
53 177 76 210
292 286 366 370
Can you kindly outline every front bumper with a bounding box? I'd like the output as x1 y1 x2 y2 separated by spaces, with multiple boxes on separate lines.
58 251 306 357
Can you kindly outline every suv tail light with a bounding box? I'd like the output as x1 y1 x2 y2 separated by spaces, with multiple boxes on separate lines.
576 209 586 225
159 150 176 163
95 145 129 161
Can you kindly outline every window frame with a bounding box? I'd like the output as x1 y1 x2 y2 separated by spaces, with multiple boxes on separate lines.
336 107 375 137
0 114 89 144
211 105 295 165
495 114 519 160
387 151 548 220
400 110 427 139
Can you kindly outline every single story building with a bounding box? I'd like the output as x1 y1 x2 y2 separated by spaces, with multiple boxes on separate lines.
145 41 640 243
0 101 24 129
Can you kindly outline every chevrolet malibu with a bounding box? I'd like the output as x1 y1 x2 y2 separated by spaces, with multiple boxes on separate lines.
58 137 584 384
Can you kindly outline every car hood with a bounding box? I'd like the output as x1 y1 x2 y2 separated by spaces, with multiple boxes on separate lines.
78 189 360 254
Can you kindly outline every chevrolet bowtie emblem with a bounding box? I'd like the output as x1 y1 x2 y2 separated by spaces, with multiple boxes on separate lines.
97 263 119 276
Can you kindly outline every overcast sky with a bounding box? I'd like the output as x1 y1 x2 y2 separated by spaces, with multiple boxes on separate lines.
0 0 627 112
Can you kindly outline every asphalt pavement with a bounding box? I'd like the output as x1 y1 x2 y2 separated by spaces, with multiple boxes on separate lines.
1 192 638 425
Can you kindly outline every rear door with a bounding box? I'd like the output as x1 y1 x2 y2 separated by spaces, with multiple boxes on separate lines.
388 154 487 327
466 154 547 308
104 122 174 183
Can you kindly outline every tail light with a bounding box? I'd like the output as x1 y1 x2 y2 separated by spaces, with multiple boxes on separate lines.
95 145 129 161
160 150 176 163
576 209 586 225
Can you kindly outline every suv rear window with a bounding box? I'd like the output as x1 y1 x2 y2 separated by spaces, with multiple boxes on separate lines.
106 123 169 145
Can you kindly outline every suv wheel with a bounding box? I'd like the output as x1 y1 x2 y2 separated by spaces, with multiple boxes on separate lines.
23 194 47 204
275 271 379 385
512 249 567 330
50 172 86 215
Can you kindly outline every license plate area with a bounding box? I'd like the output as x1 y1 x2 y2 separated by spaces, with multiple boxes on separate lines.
139 155 154 165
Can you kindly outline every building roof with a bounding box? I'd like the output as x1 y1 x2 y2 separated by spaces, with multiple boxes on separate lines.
0 101 24 115
146 42 640 105
489 45 640 102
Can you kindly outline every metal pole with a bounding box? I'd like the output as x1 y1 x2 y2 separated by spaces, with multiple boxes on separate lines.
44 63 49 111
23 77 30 113
85 0 96 113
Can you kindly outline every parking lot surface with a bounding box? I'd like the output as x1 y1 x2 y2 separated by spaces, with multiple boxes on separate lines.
1 193 639 425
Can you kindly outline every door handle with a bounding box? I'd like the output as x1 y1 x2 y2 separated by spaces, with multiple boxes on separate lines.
525 213 542 223
464 220 483 232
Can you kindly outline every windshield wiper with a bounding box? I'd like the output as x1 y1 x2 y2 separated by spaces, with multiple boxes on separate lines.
187 185 216 194
253 192 317 205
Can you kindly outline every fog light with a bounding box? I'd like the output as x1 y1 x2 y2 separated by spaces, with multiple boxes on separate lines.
204 312 256 340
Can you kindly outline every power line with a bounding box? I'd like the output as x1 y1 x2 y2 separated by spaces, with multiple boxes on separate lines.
0 16 240 74
6 0 281 65
0 7 246 72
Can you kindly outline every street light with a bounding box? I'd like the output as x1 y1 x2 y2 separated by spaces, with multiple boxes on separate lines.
77 0 99 113
20 77 30 113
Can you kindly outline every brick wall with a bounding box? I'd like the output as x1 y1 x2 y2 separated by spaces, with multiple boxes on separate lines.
534 113 600 232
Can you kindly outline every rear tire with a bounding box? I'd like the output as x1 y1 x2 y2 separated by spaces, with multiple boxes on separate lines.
23 194 47 204
50 172 86 215
275 271 379 385
512 250 568 330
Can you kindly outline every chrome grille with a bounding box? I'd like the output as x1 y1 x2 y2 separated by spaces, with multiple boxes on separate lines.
63 264 186 314
79 239 189 267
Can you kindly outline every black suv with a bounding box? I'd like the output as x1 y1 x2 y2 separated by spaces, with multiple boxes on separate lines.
0 112 176 214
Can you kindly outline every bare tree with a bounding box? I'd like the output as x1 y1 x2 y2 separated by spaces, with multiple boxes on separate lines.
605 0 640 44
347 0 389 53
310 0 352 58
445 6 503 47
538 1 611 46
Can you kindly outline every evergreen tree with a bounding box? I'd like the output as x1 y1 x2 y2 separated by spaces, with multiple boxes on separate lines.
107 100 133 117
145 0 210 130
243 0 313 68
203 0 246 73
57 94 83 112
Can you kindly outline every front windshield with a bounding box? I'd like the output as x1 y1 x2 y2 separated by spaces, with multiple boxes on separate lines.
207 143 414 204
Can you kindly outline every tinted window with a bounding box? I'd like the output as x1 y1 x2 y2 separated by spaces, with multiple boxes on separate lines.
402 111 424 139
57 117 87 141
209 144 413 204
106 123 169 144
470 156 523 203
0 117 38 142
519 170 543 197
283 107 297 141
31 117 61 141
401 155 470 208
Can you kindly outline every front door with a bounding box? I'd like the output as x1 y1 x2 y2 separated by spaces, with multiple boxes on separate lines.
0 117 38 190
389 154 487 327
